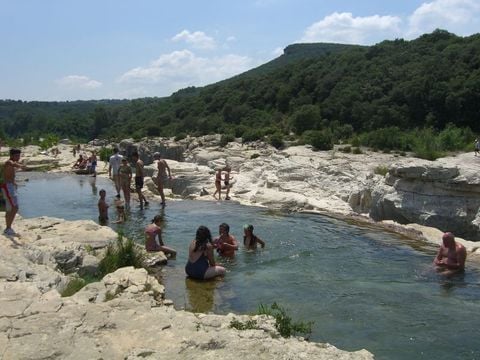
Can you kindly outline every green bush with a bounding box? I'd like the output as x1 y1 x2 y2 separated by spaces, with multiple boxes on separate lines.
98 234 144 276
352 147 363 154
269 132 284 149
229 318 258 331
437 124 474 151
174 133 187 141
220 134 235 147
374 165 389 176
302 130 333 150
258 302 313 339
411 128 444 160
98 147 113 162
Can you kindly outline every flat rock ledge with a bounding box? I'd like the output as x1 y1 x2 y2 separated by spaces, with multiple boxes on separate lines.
0 216 373 360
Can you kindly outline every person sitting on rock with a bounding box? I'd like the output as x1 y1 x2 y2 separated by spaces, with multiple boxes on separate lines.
144 215 176 258
185 225 226 280
243 224 265 250
72 154 87 169
434 232 467 274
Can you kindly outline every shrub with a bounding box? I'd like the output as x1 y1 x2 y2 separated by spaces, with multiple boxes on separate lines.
174 133 187 141
98 233 144 276
219 134 235 147
229 318 258 331
374 165 389 176
437 124 474 151
98 147 113 162
302 130 333 151
61 274 100 297
339 146 351 153
269 132 284 149
352 147 363 154
411 128 444 160
258 302 313 339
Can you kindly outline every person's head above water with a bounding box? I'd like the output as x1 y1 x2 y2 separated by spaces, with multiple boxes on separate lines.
151 215 163 225
219 223 230 235
442 232 455 247
243 224 254 233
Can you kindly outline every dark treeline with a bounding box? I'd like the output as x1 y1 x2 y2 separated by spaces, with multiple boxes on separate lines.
1 29 479 157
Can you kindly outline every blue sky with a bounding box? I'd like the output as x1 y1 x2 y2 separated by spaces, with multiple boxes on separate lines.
1 0 479 101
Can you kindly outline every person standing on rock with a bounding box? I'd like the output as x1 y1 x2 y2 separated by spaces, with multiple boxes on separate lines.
475 139 480 156
108 147 123 198
213 168 222 200
213 223 238 258
132 151 149 209
223 165 233 200
434 232 467 274
1 148 26 236
186 225 226 280
153 152 172 206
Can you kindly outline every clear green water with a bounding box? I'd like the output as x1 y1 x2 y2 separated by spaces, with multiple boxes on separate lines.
17 173 480 360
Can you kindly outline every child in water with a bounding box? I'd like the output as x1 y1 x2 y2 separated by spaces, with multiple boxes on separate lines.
112 197 126 224
97 189 109 225
243 224 266 250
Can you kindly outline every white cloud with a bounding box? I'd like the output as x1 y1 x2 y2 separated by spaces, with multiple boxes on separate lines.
56 75 102 89
300 12 402 45
272 47 284 57
407 0 480 38
118 50 257 93
226 36 237 42
171 30 216 50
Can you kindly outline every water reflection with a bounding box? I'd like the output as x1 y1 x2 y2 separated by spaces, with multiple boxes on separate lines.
185 277 216 313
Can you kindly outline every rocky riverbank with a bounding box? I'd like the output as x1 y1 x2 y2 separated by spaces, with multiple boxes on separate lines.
2 136 480 358
0 215 373 359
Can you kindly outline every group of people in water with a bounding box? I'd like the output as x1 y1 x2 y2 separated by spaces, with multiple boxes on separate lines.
94 148 468 281
72 150 98 177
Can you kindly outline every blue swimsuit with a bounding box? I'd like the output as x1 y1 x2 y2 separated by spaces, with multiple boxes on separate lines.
185 253 209 279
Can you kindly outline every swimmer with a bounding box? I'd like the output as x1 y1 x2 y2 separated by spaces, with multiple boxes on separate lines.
243 224 265 250
213 168 222 200
213 223 238 257
144 215 176 258
434 232 467 274
185 225 226 280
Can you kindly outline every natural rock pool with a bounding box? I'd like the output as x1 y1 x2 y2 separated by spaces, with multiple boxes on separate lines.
17 173 480 360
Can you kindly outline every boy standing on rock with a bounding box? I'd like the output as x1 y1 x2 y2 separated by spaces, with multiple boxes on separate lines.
1 148 26 236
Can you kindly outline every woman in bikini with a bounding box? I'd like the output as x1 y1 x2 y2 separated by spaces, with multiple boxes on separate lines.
144 215 176 258
243 224 266 250
213 168 222 200
118 158 132 209
185 226 226 280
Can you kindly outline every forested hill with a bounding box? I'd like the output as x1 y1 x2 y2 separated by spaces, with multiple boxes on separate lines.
1 30 479 149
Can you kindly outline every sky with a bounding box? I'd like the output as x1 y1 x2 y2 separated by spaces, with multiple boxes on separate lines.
1 0 479 101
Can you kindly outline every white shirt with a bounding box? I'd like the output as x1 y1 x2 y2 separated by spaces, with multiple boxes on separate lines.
109 153 123 175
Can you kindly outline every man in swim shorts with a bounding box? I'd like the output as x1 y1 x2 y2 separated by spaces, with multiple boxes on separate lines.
1 148 26 236
132 152 149 208
434 232 467 274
